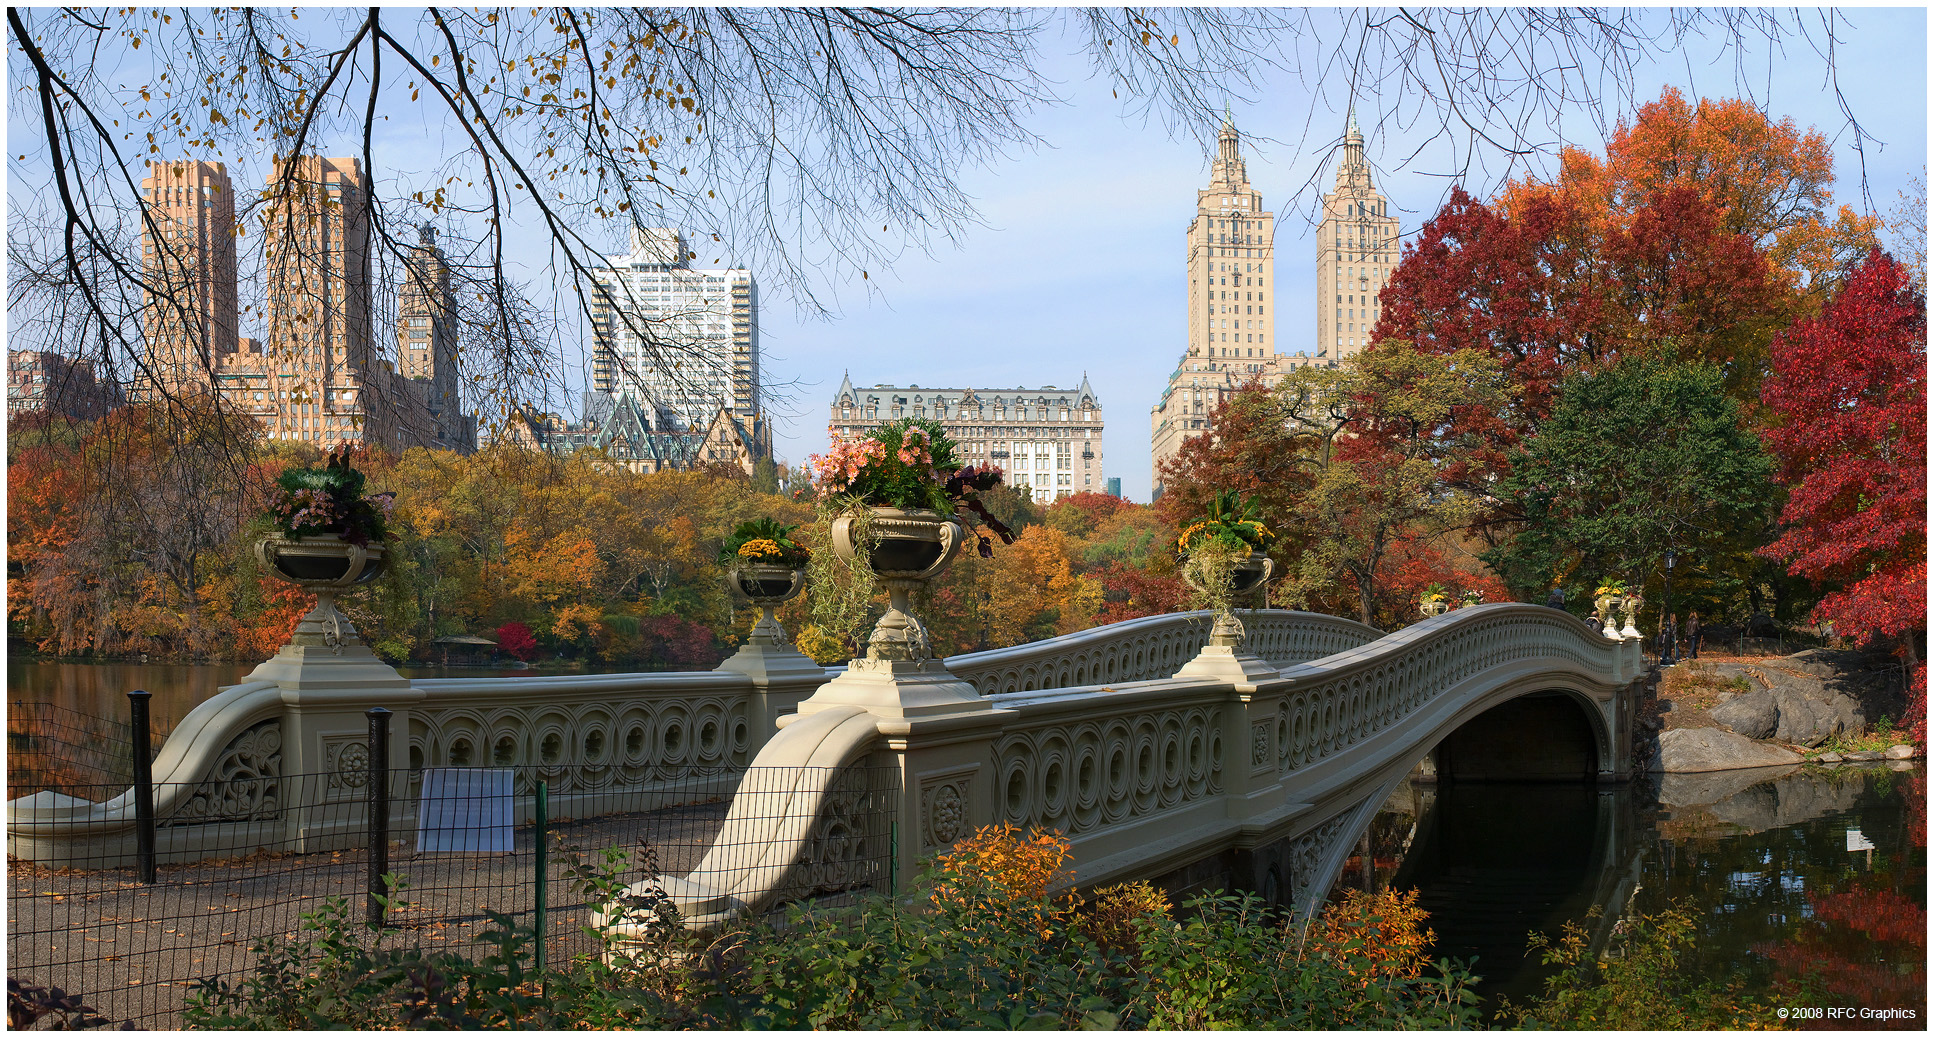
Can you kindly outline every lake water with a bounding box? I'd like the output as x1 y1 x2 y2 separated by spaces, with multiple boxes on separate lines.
1355 764 1927 1025
5 657 615 734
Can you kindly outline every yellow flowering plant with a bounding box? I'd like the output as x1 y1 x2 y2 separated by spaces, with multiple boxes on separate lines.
1175 490 1275 556
719 517 811 569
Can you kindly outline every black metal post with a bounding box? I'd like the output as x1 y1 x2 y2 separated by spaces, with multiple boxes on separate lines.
366 706 392 929
128 690 156 884
535 780 548 975
1662 547 1677 666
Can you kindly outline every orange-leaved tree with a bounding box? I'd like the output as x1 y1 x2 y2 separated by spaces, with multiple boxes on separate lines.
1502 87 1879 293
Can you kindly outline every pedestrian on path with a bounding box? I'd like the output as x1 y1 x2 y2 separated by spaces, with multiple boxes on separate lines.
1686 611 1702 660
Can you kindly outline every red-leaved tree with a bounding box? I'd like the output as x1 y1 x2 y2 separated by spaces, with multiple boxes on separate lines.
495 621 539 662
1760 249 1926 742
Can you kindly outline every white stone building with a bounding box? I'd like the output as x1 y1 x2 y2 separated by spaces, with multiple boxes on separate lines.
831 375 1103 503
589 227 761 432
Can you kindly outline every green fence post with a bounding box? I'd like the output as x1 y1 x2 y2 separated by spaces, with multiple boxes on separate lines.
889 819 898 896
535 780 548 975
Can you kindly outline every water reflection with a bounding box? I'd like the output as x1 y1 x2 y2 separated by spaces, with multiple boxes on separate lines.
6 658 630 731
1351 763 1926 1023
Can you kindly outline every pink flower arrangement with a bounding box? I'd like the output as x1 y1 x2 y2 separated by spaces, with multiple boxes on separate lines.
809 435 889 493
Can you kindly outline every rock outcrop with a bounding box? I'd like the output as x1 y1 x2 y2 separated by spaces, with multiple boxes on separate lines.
1648 726 1803 773
1698 650 1897 746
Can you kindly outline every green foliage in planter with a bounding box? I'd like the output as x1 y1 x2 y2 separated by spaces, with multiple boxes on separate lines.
717 516 812 569
265 447 395 546
1176 489 1276 555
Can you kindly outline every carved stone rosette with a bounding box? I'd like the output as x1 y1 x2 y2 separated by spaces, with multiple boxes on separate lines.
728 564 805 647
257 536 387 653
830 507 963 661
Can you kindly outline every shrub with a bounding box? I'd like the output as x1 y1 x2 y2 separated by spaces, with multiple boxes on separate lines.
494 621 538 662
1502 901 1781 1029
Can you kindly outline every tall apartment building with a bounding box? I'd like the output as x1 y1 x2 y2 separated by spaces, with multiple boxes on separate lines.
395 225 475 450
1318 109 1399 360
141 155 458 454
1147 111 1401 498
589 226 761 431
139 160 239 387
831 374 1104 503
1147 117 1286 498
8 350 122 420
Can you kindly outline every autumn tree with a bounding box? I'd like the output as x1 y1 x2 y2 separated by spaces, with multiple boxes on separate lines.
1156 381 1340 550
1503 87 1879 292
1759 250 1925 741
1375 182 1792 435
1484 356 1779 612
1282 343 1516 626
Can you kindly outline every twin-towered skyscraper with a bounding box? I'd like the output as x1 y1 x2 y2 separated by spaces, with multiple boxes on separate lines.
1148 111 1399 498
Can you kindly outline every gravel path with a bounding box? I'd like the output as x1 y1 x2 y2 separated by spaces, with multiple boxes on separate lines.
8 802 730 1028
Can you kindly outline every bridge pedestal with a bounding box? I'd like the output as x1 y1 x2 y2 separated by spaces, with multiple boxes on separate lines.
242 616 421 852
788 655 1017 894
1175 644 1280 691
715 641 830 748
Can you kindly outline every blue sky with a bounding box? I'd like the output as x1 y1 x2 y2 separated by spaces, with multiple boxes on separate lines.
7 9 1924 501
745 8 1926 501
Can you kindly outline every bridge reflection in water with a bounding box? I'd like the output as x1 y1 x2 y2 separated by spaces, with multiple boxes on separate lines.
1343 761 1926 1019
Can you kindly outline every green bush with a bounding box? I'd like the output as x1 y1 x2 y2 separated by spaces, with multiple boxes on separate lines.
183 827 1487 1031
1501 901 1779 1030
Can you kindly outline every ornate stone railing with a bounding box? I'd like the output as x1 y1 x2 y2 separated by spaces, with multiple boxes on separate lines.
1265 605 1634 779
6 665 814 866
670 602 1645 926
943 609 1383 695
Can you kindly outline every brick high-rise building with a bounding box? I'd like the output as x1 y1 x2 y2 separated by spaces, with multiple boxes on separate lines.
139 155 454 453
395 224 474 451
139 160 238 388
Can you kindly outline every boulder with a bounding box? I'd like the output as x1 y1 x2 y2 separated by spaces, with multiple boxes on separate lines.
1710 689 1780 739
1763 676 1864 746
1649 727 1804 773
1816 751 1844 763
1842 750 1883 761
1885 744 1920 760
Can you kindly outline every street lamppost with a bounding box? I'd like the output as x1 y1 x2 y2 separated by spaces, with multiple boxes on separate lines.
1661 546 1677 666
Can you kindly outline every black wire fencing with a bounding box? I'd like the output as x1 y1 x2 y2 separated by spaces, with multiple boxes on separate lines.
7 705 900 1028
7 697 171 800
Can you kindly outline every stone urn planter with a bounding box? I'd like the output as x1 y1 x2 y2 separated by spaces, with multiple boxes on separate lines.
1420 598 1449 619
830 507 963 661
1181 546 1273 648
1621 594 1644 640
257 535 387 649
728 564 805 647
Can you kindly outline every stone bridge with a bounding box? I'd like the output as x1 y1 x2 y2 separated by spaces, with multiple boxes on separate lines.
8 604 1643 927
661 602 1645 926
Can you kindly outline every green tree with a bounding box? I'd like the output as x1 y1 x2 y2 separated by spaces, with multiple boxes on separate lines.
1484 356 1778 607
1282 344 1516 626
